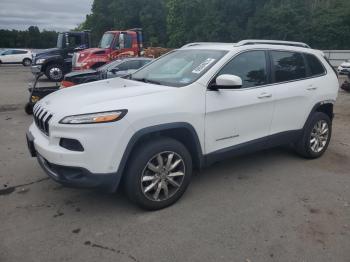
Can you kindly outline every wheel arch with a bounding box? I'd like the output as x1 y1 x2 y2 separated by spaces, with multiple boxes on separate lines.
315 103 334 120
42 58 64 72
22 57 31 62
304 101 334 129
113 122 204 191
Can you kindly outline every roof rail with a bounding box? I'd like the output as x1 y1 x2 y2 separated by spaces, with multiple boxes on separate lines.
235 40 311 48
182 42 233 48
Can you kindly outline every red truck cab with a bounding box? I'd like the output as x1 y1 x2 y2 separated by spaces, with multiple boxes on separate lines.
72 28 143 71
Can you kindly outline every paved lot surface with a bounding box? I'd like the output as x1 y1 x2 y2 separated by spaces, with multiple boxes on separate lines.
0 65 350 262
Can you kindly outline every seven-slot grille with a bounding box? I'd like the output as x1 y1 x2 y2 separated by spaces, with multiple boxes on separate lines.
33 104 53 136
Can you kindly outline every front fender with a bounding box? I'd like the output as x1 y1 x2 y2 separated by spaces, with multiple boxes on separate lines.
110 122 204 192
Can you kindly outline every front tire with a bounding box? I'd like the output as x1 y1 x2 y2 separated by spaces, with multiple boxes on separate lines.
295 112 332 158
45 64 64 82
22 58 32 66
124 137 193 210
24 102 33 115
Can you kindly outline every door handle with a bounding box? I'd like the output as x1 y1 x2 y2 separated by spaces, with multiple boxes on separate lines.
307 86 318 91
258 93 272 99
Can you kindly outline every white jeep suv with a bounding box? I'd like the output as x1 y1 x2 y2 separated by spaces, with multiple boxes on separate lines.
27 40 339 210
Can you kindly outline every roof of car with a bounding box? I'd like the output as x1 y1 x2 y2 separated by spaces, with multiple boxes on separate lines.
180 40 319 54
2 48 31 52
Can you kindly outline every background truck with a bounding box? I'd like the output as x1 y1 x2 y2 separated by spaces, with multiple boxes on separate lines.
72 28 143 71
31 31 91 81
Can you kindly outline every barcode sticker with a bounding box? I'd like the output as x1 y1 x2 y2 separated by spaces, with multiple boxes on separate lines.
192 58 216 74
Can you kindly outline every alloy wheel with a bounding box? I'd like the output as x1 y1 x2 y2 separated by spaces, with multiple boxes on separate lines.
310 120 329 153
24 59 31 66
141 151 185 202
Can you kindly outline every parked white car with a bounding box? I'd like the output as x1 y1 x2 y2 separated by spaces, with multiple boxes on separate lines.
27 40 339 210
0 49 32 66
337 60 350 75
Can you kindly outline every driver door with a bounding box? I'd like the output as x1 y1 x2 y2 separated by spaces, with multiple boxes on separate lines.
205 50 275 154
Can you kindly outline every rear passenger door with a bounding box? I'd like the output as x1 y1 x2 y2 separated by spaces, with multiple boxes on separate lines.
13 50 27 62
269 50 326 134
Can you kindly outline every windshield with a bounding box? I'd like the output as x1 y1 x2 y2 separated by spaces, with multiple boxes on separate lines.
57 33 65 48
99 33 114 49
130 49 227 87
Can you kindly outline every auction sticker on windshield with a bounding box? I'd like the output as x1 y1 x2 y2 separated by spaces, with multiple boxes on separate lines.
192 58 216 74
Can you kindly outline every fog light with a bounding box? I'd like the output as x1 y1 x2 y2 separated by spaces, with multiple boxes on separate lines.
59 138 84 152
31 96 40 103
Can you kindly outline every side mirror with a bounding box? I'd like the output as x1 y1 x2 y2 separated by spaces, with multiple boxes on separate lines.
211 74 242 90
73 47 82 52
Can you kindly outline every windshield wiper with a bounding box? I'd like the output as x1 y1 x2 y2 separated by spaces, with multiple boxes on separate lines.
131 78 161 85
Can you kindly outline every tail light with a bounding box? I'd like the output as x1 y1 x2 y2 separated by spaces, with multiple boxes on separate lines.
60 80 75 88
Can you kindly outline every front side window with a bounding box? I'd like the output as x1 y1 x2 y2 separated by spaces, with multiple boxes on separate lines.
124 34 133 49
271 51 306 83
305 54 325 76
99 33 114 49
67 35 83 48
117 34 133 49
131 49 227 87
218 50 268 88
3 50 13 55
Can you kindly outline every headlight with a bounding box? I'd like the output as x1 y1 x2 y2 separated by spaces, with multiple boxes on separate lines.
59 110 127 124
36 58 46 64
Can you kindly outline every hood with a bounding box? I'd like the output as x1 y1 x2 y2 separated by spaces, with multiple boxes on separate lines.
78 48 107 56
35 48 61 58
38 77 173 115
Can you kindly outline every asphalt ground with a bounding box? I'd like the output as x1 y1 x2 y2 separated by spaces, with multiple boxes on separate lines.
0 64 349 262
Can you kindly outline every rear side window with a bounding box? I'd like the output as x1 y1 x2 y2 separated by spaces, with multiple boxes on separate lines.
271 51 306 83
218 50 268 88
117 60 140 71
305 54 325 76
13 50 27 54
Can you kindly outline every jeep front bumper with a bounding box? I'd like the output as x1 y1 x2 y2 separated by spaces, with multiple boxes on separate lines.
26 120 132 192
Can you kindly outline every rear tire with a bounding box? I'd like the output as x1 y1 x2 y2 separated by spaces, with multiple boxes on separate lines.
124 137 193 210
45 64 64 82
295 112 332 159
22 58 32 66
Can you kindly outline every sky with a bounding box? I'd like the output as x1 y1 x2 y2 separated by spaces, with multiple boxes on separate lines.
0 0 94 32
